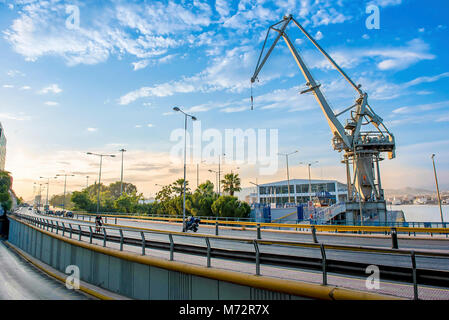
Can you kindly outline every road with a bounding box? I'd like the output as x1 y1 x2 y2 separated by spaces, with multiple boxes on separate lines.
19 208 449 272
0 240 90 300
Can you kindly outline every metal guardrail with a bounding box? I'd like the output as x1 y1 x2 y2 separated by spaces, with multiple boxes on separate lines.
13 212 449 300
67 211 449 237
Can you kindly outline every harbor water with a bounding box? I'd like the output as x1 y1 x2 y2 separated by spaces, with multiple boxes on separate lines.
391 204 449 222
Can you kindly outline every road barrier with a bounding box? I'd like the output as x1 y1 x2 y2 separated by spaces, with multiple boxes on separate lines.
12 212 449 300
69 211 449 236
8 213 403 300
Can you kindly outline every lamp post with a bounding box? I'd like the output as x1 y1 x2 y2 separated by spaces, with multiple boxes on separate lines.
431 154 444 224
119 148 127 195
39 176 56 210
278 150 298 204
196 160 206 190
56 173 74 211
249 180 260 204
86 176 89 188
300 161 319 202
87 152 116 214
218 153 225 196
173 106 197 232
208 169 219 194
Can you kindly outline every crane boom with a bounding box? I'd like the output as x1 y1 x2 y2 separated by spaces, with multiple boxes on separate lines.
251 15 396 224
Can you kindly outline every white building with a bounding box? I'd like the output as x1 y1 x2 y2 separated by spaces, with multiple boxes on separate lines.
257 179 347 205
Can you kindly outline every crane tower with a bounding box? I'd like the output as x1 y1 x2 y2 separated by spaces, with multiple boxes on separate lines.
251 15 396 224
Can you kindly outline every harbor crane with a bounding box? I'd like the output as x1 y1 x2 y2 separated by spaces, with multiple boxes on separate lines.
251 15 396 223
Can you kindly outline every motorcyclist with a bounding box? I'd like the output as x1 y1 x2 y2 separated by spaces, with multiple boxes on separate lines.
95 215 103 233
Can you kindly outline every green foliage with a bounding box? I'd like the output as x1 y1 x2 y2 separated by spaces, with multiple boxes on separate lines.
0 171 13 213
50 192 74 209
211 195 250 218
221 173 241 196
114 192 143 213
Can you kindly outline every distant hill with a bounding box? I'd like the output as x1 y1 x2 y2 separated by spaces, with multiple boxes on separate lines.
384 187 434 197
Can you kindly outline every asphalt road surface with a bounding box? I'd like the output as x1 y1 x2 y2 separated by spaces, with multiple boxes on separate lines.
18 208 449 272
0 240 91 300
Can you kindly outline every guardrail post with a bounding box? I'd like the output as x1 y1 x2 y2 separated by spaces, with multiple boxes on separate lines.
169 234 174 261
50 220 54 233
119 229 124 251
115 217 117 225
320 243 327 285
103 228 107 247
411 251 418 300
311 226 318 243
69 224 73 238
46 219 49 231
61 222 65 237
215 221 219 236
55 221 59 234
257 224 261 240
89 226 93 244
391 228 399 249
82 215 84 221
253 240 260 276
78 225 82 241
205 237 211 267
105 217 108 224
140 232 146 255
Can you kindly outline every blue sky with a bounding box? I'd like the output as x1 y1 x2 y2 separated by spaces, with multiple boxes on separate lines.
0 0 448 200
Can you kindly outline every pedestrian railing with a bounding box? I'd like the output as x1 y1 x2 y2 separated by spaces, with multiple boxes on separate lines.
11 212 449 300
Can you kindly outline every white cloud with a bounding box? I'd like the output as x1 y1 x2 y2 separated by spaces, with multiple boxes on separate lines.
44 101 59 106
86 128 98 132
135 125 142 128
314 31 323 40
39 84 62 94
147 123 154 128
2 84 14 88
0 112 30 121
7 69 25 77
20 85 31 90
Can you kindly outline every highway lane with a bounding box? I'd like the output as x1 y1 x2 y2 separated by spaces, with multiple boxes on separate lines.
29 209 449 251
0 241 91 300
18 209 449 272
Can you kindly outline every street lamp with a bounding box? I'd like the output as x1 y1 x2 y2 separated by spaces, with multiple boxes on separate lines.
278 150 298 204
55 173 75 211
299 161 319 202
87 152 116 214
86 176 89 188
119 148 127 195
431 154 444 224
249 180 260 204
196 160 206 190
208 169 219 194
173 106 197 232
39 176 56 210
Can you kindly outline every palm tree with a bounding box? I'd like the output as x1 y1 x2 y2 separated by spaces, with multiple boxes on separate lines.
221 173 241 196
172 179 190 198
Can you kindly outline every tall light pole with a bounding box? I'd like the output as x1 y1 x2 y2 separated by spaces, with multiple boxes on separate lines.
300 161 319 202
119 148 127 195
86 176 89 188
56 173 74 211
196 160 206 190
431 154 444 224
278 150 298 204
218 153 225 196
208 169 219 194
39 176 56 210
249 180 260 204
173 106 197 232
87 152 116 214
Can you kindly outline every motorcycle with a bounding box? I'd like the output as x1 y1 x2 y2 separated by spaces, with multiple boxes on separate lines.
185 217 200 232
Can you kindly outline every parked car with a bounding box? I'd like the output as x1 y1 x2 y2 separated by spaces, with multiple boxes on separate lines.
66 211 73 218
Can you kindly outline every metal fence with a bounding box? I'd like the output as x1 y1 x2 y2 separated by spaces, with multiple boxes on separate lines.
12 212 449 300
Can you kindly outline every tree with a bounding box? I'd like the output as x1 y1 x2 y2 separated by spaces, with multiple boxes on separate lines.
71 191 94 211
221 173 241 196
114 192 143 213
172 178 190 198
211 195 250 218
50 192 74 209
0 171 13 214
108 181 137 198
